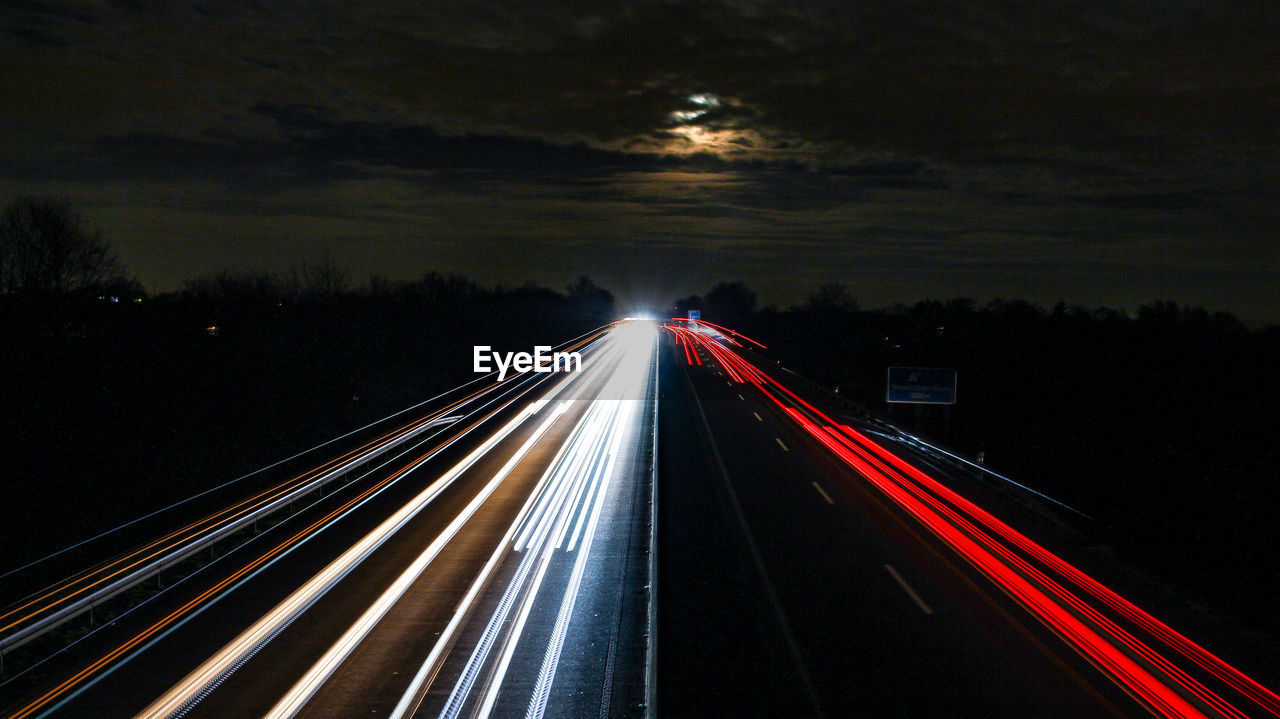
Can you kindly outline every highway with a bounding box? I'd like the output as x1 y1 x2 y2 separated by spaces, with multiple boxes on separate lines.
656 319 1279 719
1 321 656 718
4 317 1279 718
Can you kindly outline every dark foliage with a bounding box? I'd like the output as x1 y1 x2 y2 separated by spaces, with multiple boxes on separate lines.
703 281 757 324
0 271 614 570
0 196 135 296
717 291 1279 631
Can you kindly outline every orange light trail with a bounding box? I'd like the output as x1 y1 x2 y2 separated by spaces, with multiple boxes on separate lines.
8 390 534 719
2 399 469 636
7 330 609 719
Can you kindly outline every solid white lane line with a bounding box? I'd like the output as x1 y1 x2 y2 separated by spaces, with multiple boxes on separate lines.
441 452 587 719
753 412 762 422
550 449 598 550
389 402 606 719
135 398 560 719
643 337 659 717
516 403 606 551
438 537 540 719
512 339 631 553
775 438 789 452
884 564 933 615
474 402 625 719
262 403 570 719
563 409 621 551
525 402 634 719
430 326 656 719
438 405 616 719
682 371 827 719
811 482 835 505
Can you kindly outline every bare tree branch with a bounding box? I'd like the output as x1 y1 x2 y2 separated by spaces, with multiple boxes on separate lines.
0 196 128 295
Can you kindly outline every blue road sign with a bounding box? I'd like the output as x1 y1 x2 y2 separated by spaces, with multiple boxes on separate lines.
687 309 701 320
887 367 957 404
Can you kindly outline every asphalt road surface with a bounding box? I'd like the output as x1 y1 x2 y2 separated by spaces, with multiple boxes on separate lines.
7 319 1278 719
3 322 655 719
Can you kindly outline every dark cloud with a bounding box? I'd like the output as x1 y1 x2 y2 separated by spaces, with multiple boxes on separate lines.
1 0 1277 322
251 104 664 175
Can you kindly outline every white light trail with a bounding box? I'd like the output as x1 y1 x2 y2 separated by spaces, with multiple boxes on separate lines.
135 386 569 719
262 401 571 719
525 397 634 719
386 400 602 719
436 396 620 719
474 400 634 719
141 322 651 719
448 323 654 719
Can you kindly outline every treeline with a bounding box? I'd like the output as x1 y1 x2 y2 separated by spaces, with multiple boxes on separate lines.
4 192 1275 631
680 281 1279 630
0 195 140 299
173 263 614 323
1 198 616 568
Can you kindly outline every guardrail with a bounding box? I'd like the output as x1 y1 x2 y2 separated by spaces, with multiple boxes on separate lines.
0 413 462 657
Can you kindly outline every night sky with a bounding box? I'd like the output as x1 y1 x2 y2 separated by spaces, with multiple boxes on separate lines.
2 1 1277 322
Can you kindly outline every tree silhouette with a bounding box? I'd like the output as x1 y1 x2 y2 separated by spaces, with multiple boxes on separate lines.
293 256 352 299
0 196 129 295
802 283 859 313
672 295 702 318
704 281 757 323
566 275 615 322
182 269 289 304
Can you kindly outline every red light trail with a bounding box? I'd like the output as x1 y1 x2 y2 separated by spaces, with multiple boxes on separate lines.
662 321 1280 719
668 317 767 348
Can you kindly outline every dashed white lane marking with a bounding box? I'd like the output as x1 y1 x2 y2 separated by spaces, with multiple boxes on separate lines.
737 393 745 401
753 412 762 422
775 438 789 452
885 564 934 614
811 481 835 505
